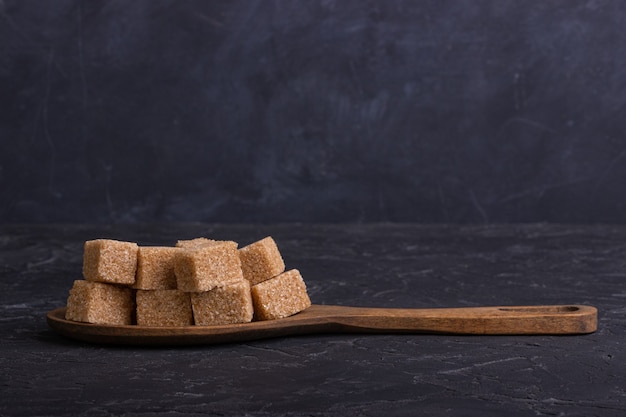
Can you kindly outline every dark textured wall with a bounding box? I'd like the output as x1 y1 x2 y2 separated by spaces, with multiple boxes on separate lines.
2 0 626 223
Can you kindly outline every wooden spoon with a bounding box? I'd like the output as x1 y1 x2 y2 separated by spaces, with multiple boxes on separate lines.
46 304 597 346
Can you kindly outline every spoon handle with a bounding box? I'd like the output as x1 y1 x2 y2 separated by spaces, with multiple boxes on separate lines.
315 304 597 335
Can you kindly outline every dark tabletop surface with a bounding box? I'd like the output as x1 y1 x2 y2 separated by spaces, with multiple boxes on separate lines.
1 223 625 417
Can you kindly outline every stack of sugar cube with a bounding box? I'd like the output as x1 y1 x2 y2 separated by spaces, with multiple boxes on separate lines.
65 236 311 326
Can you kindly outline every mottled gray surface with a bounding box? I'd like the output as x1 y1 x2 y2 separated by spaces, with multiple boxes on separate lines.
1 224 625 416
3 1 626 223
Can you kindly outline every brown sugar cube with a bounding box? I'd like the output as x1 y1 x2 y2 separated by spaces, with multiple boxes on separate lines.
174 240 244 292
65 280 134 325
175 237 215 248
83 239 138 285
133 246 180 290
191 280 254 326
136 289 193 327
251 269 311 320
239 236 285 285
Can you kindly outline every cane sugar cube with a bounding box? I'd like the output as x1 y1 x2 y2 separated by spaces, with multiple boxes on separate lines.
175 240 244 292
176 237 215 248
136 290 193 327
83 239 138 285
191 280 254 326
251 269 311 320
133 246 179 290
65 280 134 325
239 237 285 285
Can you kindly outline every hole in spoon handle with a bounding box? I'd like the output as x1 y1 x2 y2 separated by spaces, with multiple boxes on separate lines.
497 305 580 313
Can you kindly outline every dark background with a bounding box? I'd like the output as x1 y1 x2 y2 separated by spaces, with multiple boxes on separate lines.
2 0 626 224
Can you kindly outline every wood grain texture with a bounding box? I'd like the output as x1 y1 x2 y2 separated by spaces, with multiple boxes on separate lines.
47 304 597 346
